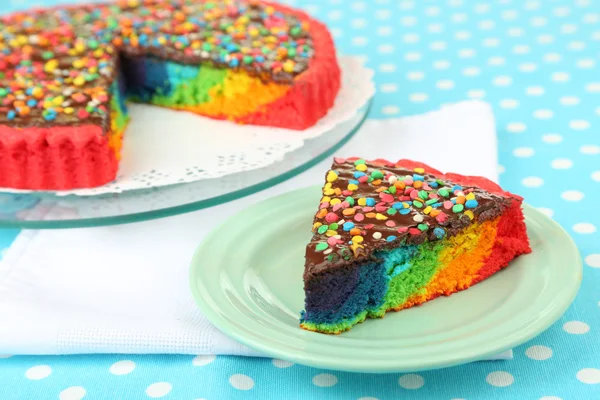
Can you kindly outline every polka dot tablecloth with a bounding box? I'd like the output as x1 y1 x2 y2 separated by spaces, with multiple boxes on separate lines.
1 0 599 399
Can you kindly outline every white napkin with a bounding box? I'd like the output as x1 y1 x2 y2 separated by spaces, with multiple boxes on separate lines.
0 100 512 360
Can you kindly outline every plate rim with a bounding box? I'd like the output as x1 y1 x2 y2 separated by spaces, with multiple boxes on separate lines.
189 186 583 373
0 100 371 230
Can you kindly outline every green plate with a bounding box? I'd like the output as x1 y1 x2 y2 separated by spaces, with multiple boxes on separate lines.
189 186 582 373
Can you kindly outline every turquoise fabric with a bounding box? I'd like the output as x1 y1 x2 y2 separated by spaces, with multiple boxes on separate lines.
1 0 599 398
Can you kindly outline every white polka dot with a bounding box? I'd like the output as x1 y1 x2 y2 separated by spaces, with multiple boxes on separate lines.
375 9 391 20
522 177 544 188
576 59 596 68
500 99 520 109
583 13 599 23
573 223 597 234
561 190 584 201
525 345 553 360
0 355 12 358
330 28 343 38
507 122 526 133
436 80 455 90
580 145 600 154
524 0 541 10
537 34 554 44
451 13 468 23
486 371 514 387
458 48 476 58
462 67 481 76
25 365 52 380
513 44 531 54
379 64 397 73
433 60 451 69
351 18 367 28
507 27 525 37
380 83 398 93
382 106 400 115
398 374 424 389
272 359 294 368
493 76 512 86
377 26 393 36
425 6 441 16
586 83 600 93
561 23 578 34
592 31 600 41
552 72 571 82
427 23 444 33
429 41 447 51
534 109 553 119
59 386 86 400
312 374 338 387
351 2 366 11
537 208 554 217
482 37 500 47
467 89 486 99
519 62 538 72
502 10 519 20
551 159 573 169
229 374 255 390
455 30 471 40
569 120 590 130
513 147 535 157
592 171 600 182
406 71 424 81
585 254 600 268
543 134 562 144
400 16 417 26
530 16 548 26
568 41 586 50
377 44 395 54
544 53 562 63
498 164 506 174
474 3 490 13
327 10 342 20
560 96 580 106
192 355 216 367
478 20 495 30
404 52 422 61
577 369 600 384
553 6 571 16
351 37 368 46
564 320 590 334
488 56 506 66
146 382 172 398
403 33 420 43
109 360 136 375
409 93 429 103
448 0 464 7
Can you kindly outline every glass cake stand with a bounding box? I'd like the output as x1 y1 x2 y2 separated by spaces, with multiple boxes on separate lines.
0 101 370 229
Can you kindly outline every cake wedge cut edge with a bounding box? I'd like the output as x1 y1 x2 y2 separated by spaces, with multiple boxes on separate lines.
301 158 532 334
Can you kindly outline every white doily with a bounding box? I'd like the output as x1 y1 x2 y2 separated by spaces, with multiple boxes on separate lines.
1 56 374 196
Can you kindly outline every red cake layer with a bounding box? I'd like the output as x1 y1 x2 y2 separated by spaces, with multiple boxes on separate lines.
0 125 118 190
350 157 532 284
238 3 341 130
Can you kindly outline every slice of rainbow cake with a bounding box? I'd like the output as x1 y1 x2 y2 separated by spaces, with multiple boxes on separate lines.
301 158 531 334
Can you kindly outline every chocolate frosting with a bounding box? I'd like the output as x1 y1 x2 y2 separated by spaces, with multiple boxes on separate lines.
0 0 314 130
304 159 511 278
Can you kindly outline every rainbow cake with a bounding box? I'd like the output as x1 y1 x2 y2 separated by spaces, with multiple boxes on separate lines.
301 158 531 334
0 0 340 190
